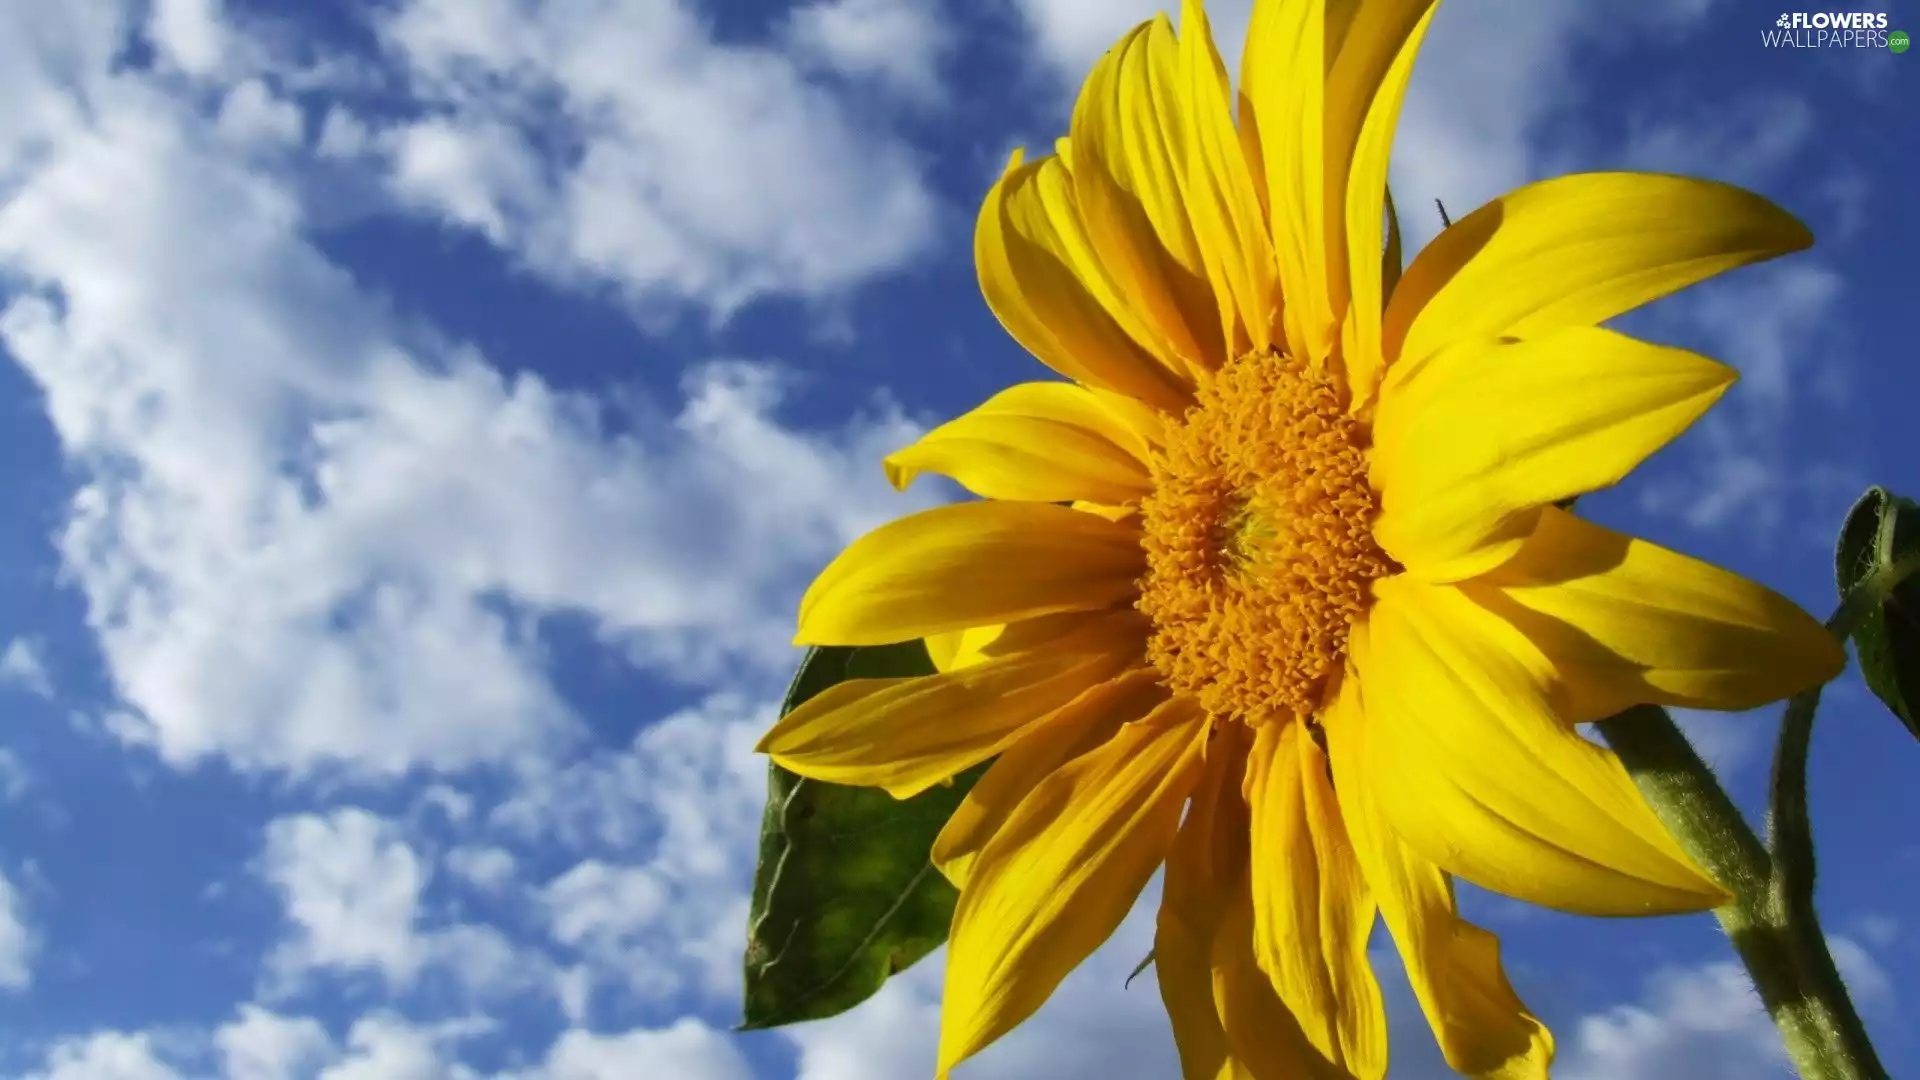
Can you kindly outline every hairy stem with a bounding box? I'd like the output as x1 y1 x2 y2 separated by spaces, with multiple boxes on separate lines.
1597 706 1886 1080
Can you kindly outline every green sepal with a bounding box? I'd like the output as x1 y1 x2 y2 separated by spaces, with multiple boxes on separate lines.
1834 485 1920 740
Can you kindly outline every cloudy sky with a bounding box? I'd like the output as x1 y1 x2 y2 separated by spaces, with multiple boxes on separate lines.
0 0 1914 1077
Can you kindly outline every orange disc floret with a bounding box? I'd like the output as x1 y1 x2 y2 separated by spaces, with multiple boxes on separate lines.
1137 350 1395 722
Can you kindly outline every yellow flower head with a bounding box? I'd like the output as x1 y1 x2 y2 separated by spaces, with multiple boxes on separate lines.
759 1 1844 1076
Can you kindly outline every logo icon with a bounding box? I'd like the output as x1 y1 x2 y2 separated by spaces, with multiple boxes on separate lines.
1778 13 1793 26
1892 28 1912 51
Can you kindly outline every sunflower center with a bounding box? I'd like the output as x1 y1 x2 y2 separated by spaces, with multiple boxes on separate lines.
1136 349 1395 722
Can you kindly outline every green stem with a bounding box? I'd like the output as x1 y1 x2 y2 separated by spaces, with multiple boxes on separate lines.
1597 706 1887 1080
1763 684 1887 1079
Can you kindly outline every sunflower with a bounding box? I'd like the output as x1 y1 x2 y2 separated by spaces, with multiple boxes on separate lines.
756 0 1843 1076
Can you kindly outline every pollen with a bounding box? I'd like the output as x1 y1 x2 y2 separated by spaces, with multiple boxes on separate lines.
1136 349 1395 723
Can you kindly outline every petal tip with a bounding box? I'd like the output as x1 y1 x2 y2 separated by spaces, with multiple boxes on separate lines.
1779 208 1817 253
882 453 917 492
1669 860 1736 912
1680 878 1735 914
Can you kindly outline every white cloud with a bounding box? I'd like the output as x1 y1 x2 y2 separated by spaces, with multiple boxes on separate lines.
25 1032 185 1080
527 1022 752 1080
1389 3 1600 249
501 694 771 1010
1663 260 1843 416
499 694 769 863
216 1006 335 1080
553 966 593 1028
0 637 53 698
415 785 475 827
785 969 945 1080
372 0 942 316
316 1015 489 1080
1559 961 1791 1080
262 809 431 987
316 107 372 159
0 7 935 779
0 6 119 182
445 845 518 893
148 0 229 77
1618 95 1817 189
1388 0 1735 251
0 868 35 990
1814 166 1871 241
1633 262 1849 541
1853 913 1899 948
542 861 670 951
23 1013 767 1080
259 808 538 1000
0 72 574 777
783 0 952 104
386 115 543 245
215 79 304 148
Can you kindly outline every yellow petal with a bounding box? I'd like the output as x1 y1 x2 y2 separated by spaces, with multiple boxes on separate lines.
1086 384 1170 454
1370 327 1735 582
1178 0 1278 359
1241 0 1331 363
797 501 1144 646
923 613 1106 675
884 382 1154 504
1381 186 1403 303
977 149 1194 413
1466 507 1846 722
1325 671 1555 1080
1073 501 1140 524
1385 172 1814 368
1356 576 1728 915
1325 0 1438 238
1212 860 1351 1080
1160 724 1348 1080
1245 720 1387 1077
933 669 1169 888
923 627 981 674
1069 17 1224 378
759 618 1143 798
1156 719 1249 1080
936 699 1209 1077
1335 1 1437 409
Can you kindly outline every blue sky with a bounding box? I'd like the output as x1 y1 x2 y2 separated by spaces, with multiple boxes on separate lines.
0 0 1912 1077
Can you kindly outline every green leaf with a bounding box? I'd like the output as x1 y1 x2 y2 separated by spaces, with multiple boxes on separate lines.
1834 486 1920 740
740 641 987 1030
